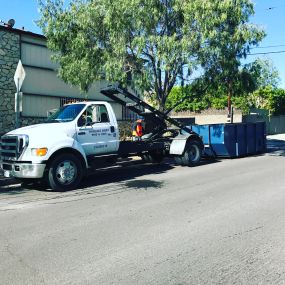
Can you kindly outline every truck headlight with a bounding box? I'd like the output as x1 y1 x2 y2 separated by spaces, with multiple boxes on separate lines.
31 148 48 156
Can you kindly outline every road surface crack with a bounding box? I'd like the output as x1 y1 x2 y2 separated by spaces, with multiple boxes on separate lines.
224 225 264 239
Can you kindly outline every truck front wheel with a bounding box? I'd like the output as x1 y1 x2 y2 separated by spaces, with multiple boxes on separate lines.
47 153 83 191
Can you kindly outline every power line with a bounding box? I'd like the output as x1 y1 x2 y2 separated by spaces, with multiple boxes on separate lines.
247 50 285 55
251 44 285 49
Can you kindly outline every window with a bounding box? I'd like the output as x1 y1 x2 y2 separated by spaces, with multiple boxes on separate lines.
122 105 141 121
77 104 109 127
46 104 85 123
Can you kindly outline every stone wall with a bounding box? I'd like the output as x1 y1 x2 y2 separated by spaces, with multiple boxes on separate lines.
0 29 20 134
21 117 46 127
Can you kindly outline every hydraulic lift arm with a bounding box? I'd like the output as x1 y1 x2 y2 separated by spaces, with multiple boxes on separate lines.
100 85 193 134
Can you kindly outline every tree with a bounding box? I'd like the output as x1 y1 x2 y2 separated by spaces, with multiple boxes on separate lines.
166 84 210 112
166 57 281 114
196 0 265 119
38 0 264 111
244 58 280 89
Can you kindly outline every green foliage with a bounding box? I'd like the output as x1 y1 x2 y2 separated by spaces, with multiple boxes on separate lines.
38 0 264 111
166 57 281 115
231 96 250 114
244 58 280 89
166 85 210 112
197 0 265 106
166 84 285 115
166 85 228 112
211 96 228 110
249 86 285 115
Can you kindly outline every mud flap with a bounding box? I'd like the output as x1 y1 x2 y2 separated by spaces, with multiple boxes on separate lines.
169 135 189 155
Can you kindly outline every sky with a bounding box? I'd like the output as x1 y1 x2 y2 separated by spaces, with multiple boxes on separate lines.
0 0 284 88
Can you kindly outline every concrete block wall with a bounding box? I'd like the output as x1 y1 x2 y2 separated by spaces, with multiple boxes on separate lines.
171 108 243 125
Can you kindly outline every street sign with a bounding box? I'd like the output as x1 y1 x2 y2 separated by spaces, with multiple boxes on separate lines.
14 60 26 91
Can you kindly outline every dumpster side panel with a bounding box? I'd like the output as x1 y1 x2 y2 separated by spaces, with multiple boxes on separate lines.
191 125 210 145
246 123 256 155
255 122 266 153
190 122 266 158
224 124 237 157
236 124 247 157
210 124 229 156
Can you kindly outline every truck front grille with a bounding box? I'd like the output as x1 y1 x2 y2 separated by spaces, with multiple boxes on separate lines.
0 135 28 161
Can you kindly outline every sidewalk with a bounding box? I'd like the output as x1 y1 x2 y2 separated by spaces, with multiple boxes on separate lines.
267 134 285 141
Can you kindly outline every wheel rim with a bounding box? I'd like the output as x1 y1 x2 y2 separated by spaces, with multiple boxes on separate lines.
55 160 77 185
187 145 200 162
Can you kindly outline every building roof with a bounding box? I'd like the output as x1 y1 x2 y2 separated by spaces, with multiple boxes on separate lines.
0 24 46 39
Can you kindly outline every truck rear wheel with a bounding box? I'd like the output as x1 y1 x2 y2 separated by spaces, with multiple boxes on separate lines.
47 153 83 191
142 151 164 163
174 156 183 165
181 140 202 166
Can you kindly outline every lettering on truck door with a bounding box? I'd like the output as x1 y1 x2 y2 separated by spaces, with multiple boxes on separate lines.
76 104 117 155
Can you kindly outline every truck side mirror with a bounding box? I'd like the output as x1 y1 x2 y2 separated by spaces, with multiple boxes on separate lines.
77 116 85 127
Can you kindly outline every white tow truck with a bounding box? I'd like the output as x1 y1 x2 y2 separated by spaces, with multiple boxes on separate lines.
0 85 203 191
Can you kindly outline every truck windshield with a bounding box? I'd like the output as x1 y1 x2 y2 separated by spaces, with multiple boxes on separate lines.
46 104 86 123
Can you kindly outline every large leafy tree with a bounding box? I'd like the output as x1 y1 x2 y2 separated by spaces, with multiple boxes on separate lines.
38 0 264 111
166 58 280 114
196 0 265 118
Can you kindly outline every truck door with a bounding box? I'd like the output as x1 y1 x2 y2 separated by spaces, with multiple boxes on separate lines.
76 104 118 155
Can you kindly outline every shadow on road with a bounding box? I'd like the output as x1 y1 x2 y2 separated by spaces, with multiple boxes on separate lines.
0 185 28 195
82 157 220 191
266 139 285 157
82 162 172 190
199 157 221 165
0 157 220 195
124 179 164 190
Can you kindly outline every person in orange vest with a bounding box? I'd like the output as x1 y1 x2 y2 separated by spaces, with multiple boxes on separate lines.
132 119 144 139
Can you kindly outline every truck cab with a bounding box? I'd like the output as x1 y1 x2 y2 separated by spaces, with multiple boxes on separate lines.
0 101 119 191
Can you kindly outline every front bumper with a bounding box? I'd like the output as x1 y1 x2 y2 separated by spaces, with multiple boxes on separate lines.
0 161 46 179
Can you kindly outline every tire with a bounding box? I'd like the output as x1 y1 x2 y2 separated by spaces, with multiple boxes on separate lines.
174 156 183 165
142 151 164 163
181 140 202 167
47 153 83 191
141 154 150 162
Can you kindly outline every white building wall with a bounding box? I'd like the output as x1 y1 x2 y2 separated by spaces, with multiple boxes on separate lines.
21 67 110 100
20 34 125 118
21 42 57 70
22 95 60 117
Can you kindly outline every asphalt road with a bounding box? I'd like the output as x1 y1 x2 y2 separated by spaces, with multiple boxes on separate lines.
0 140 285 285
